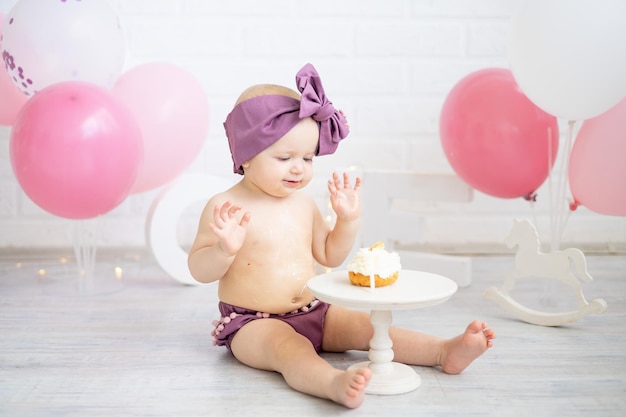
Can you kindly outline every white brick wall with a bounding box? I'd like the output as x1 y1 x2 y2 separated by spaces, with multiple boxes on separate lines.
0 0 624 253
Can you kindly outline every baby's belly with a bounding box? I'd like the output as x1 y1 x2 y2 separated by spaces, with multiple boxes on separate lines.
218 269 317 314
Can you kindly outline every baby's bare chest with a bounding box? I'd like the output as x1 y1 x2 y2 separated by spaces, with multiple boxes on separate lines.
248 201 312 236
246 214 312 251
240 203 314 265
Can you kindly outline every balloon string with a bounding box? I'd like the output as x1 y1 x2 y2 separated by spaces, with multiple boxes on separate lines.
547 126 557 251
548 120 576 251
557 120 576 242
71 217 100 293
541 125 556 301
529 199 538 235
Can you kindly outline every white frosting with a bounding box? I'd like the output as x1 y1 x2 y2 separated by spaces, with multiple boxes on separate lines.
347 246 401 277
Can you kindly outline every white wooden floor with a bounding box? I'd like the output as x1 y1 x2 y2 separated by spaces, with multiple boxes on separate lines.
1 251 624 417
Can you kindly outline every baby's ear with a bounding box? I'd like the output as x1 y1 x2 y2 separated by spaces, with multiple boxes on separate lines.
241 161 250 170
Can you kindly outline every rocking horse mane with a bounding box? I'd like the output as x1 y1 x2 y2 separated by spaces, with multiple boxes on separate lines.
505 219 540 250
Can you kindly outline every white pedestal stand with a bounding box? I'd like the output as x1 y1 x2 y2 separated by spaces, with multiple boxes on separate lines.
307 270 457 395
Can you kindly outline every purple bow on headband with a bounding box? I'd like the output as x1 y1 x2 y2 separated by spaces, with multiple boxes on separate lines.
224 63 350 174
296 63 350 155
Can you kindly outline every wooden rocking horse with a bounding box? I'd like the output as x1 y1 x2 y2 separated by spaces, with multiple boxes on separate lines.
484 218 607 326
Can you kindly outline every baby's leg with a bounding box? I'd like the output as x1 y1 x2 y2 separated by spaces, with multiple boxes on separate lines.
387 319 494 374
323 306 494 373
230 318 371 408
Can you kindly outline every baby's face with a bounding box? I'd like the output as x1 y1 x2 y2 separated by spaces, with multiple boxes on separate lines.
243 117 319 198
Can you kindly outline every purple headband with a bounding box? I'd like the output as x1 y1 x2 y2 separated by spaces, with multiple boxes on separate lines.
224 63 350 174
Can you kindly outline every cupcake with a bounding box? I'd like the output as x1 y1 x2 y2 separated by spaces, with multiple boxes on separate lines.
347 242 401 287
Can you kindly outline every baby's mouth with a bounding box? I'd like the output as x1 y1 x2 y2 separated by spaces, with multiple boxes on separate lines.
283 179 301 187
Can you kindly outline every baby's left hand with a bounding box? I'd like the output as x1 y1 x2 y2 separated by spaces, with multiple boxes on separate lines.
327 172 361 221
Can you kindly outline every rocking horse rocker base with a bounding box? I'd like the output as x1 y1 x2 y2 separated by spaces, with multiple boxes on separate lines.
485 219 607 327
484 286 607 327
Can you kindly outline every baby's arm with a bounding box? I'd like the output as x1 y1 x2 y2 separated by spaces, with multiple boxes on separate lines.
312 172 361 267
188 199 251 284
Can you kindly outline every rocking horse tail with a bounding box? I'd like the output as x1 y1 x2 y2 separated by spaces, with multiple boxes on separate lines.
563 248 593 283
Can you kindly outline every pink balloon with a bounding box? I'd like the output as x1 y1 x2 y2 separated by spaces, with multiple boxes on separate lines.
440 68 559 199
112 62 209 194
10 81 143 219
0 13 29 125
569 98 626 216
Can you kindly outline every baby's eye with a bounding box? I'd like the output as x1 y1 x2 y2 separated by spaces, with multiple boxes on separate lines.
304 157 314 162
277 156 290 161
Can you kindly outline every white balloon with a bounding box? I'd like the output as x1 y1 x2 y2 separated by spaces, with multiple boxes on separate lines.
1 0 125 96
146 174 234 286
508 0 626 120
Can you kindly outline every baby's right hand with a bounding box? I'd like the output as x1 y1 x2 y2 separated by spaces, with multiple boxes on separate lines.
208 201 251 256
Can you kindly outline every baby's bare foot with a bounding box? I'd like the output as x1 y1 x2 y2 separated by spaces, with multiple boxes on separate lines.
330 367 371 409
441 320 495 375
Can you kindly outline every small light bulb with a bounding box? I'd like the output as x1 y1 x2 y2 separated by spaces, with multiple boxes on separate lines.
114 267 123 279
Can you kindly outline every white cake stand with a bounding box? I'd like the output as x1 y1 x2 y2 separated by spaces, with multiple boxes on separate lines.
307 269 457 395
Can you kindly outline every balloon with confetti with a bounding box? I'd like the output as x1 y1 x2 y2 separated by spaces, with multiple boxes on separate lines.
0 13 28 125
1 0 125 96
